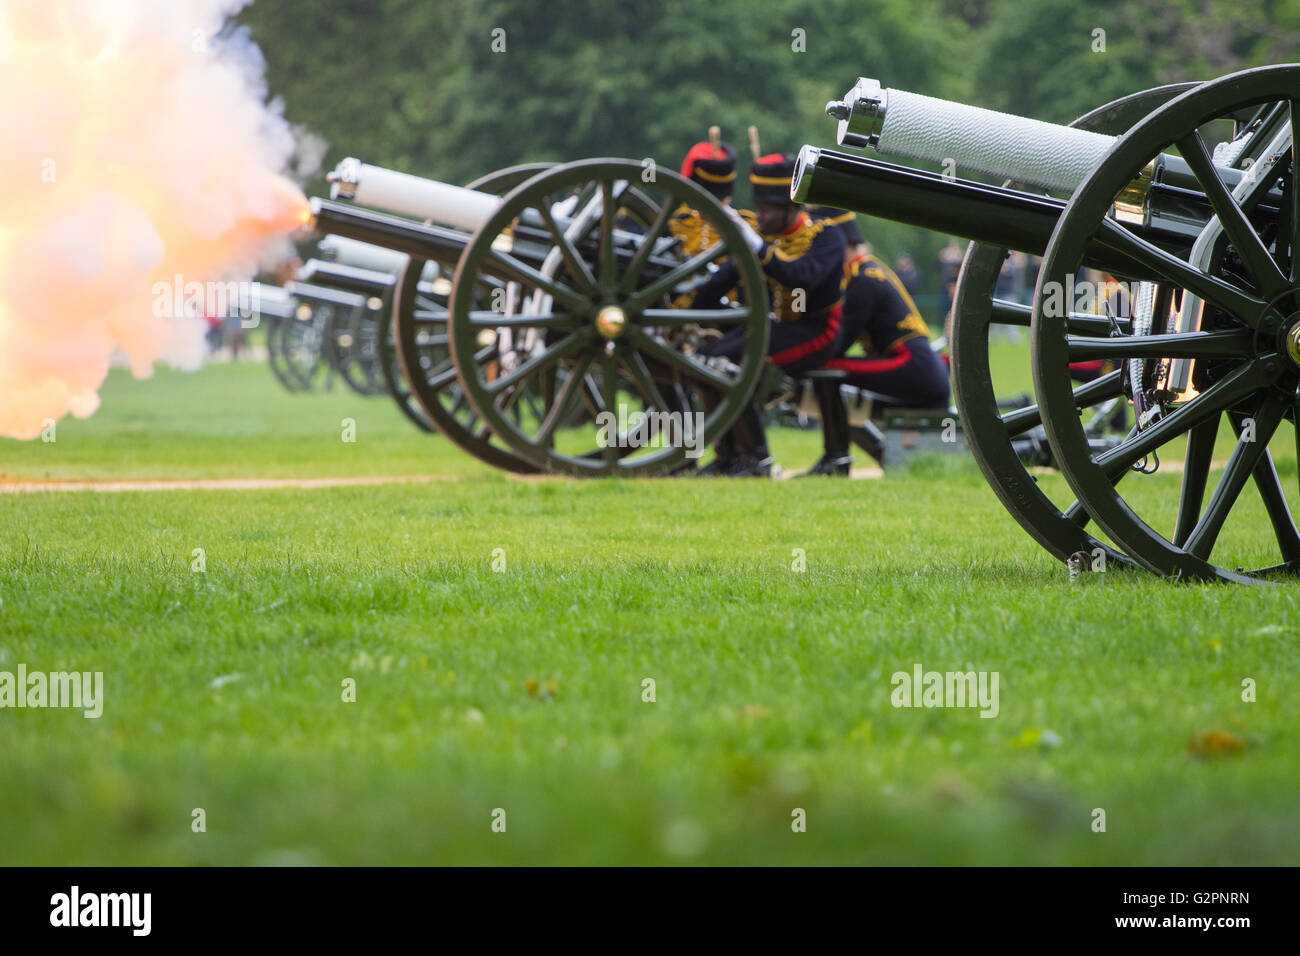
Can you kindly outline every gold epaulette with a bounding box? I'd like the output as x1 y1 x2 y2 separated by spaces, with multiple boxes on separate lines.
763 213 826 263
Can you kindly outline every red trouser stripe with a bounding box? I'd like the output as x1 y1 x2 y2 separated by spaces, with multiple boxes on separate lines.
825 341 911 374
770 305 842 367
1069 360 1103 373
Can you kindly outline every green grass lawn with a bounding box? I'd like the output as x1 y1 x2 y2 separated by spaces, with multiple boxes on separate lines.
0 360 1297 864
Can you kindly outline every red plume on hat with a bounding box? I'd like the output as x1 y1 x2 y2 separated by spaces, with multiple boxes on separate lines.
749 153 799 206
680 132 737 200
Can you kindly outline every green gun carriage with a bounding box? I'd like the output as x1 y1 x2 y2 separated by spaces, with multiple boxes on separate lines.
302 64 1300 582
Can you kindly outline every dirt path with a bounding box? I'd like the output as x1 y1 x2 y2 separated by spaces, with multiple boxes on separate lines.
0 466 885 492
0 474 450 494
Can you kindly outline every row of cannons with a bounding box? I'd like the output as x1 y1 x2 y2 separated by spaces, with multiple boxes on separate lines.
266 64 1299 583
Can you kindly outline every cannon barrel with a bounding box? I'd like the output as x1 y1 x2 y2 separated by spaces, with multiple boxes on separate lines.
299 257 452 303
791 146 1165 279
312 190 685 285
824 76 1290 233
299 259 395 295
311 198 475 268
285 280 367 311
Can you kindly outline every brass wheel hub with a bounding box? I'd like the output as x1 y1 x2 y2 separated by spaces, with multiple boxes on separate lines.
595 304 627 340
1287 321 1300 367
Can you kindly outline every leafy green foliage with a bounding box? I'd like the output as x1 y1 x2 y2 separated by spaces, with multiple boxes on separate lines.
238 0 1288 294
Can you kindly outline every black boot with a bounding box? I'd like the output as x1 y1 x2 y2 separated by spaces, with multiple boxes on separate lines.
699 428 739 476
729 400 773 477
798 379 852 476
798 452 853 476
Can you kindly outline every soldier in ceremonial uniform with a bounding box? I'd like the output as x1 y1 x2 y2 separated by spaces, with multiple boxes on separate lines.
801 208 950 475
685 153 847 476
671 133 738 257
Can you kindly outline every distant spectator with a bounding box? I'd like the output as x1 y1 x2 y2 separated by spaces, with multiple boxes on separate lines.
271 256 303 287
937 238 964 335
894 253 922 297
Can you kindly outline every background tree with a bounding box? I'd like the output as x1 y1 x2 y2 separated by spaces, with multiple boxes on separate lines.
241 0 1290 303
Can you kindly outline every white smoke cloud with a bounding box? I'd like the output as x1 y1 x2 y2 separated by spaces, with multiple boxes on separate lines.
0 0 309 439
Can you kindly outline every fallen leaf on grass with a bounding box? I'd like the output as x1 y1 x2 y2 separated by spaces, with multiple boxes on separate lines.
1188 730 1244 758
524 677 559 700
1009 727 1061 750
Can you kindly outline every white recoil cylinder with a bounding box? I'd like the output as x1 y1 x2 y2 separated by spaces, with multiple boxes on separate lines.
318 235 438 281
328 157 501 233
876 89 1116 193
237 282 293 320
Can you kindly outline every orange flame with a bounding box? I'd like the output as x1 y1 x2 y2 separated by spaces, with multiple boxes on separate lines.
0 0 308 440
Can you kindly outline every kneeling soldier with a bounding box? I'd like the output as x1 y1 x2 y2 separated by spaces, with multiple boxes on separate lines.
685 153 847 476
803 209 950 475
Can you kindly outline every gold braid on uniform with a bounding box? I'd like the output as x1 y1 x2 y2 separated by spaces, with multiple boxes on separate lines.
848 255 932 354
668 203 721 258
762 214 825 264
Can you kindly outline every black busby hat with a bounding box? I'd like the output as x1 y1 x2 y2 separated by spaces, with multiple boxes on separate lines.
807 205 863 245
680 141 738 200
749 153 799 206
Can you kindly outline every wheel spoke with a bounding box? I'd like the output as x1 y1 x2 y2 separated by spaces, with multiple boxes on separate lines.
1064 457 1130 526
1063 498 1091 528
1172 416 1219 547
991 298 1031 326
1096 219 1266 326
598 179 617 291
1065 328 1254 361
485 330 591 395
1183 395 1287 559
624 326 736 391
600 351 619 466
1177 131 1289 299
467 310 577 330
535 197 597 294
427 364 458 392
622 349 672 413
535 355 592 447
1002 370 1123 438
995 298 1131 335
1251 448 1300 563
1290 101 1300 284
625 241 728 312
618 199 675 296
1095 361 1262 479
486 248 589 313
639 307 752 326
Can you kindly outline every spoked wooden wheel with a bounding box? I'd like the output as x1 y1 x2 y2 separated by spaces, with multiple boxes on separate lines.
377 279 437 432
392 164 555 471
265 313 305 392
332 295 384 396
280 294 335 392
1033 65 1300 582
952 84 1194 568
448 159 768 476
